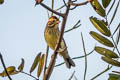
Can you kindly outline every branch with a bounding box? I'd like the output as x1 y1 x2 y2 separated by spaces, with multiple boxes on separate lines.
81 33 87 80
68 71 75 80
39 3 64 17
51 0 54 16
63 0 68 9
69 0 91 7
91 65 112 80
54 49 94 67
20 71 39 80
107 0 116 15
43 45 49 79
0 53 12 80
44 1 71 80
112 23 120 36
111 36 120 56
112 71 120 74
64 20 81 33
108 0 120 28
55 5 65 11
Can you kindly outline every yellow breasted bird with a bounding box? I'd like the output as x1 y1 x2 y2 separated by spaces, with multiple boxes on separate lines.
44 16 75 68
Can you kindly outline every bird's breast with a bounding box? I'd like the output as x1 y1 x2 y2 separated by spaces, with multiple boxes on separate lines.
44 28 59 50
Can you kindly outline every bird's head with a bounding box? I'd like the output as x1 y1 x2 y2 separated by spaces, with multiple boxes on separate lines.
47 16 60 28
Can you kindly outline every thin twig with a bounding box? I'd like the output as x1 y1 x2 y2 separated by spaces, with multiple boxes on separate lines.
69 6 77 10
40 3 64 17
55 0 77 11
105 1 120 56
108 0 120 28
63 0 77 10
72 0 77 3
64 20 81 33
73 50 94 59
74 75 78 80
81 33 87 80
54 49 94 67
105 0 120 55
0 53 12 80
21 71 39 80
51 0 54 16
91 66 112 80
116 27 120 45
47 10 50 19
55 0 78 11
43 46 49 79
65 24 81 33
111 36 120 56
69 0 90 7
55 5 65 11
63 0 68 9
112 71 120 74
107 0 116 15
68 71 75 80
112 23 120 36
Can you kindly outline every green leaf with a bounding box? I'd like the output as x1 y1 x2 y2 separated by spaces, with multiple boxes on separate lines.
37 54 45 78
95 46 119 58
30 52 41 73
0 66 19 77
101 20 108 26
90 31 114 47
90 0 105 17
101 56 120 67
102 0 111 8
18 58 24 72
109 73 120 80
90 16 111 36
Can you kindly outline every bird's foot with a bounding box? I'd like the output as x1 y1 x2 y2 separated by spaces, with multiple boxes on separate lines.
57 47 67 53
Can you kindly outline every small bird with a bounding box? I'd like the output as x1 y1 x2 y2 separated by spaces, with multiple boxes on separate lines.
44 16 75 68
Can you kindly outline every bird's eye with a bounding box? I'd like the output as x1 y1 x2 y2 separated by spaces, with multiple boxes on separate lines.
52 20 55 22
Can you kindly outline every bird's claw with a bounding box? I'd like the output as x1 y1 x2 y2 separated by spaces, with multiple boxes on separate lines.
57 47 67 53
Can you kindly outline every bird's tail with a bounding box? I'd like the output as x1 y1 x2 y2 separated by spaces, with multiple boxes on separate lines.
62 51 75 68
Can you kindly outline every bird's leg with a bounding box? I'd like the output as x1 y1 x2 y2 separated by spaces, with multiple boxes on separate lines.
57 47 67 53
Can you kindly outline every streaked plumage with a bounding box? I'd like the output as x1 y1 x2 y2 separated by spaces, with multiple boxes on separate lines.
44 16 75 68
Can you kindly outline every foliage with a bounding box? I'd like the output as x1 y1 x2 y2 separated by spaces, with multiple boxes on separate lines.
0 0 120 80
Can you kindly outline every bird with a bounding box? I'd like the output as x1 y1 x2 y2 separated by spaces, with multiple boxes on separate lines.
44 16 75 68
